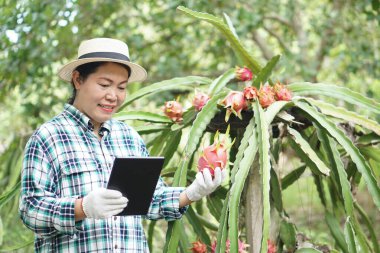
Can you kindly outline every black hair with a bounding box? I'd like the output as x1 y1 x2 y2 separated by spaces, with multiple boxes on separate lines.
68 61 131 105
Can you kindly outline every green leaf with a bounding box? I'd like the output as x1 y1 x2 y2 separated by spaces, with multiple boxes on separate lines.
216 193 230 253
163 221 182 253
230 116 256 183
306 98 380 135
281 165 306 190
358 146 380 163
0 181 20 209
222 12 239 39
162 130 182 167
119 76 211 110
228 109 258 253
177 6 262 73
325 212 349 253
270 168 283 212
113 111 172 123
254 101 271 253
265 100 293 124
206 193 223 221
178 219 191 252
357 132 380 145
287 127 330 176
344 217 357 253
316 129 354 216
147 220 156 250
149 130 171 156
208 69 235 96
289 83 380 114
295 248 323 253
252 55 281 87
186 206 211 246
279 219 297 251
193 210 219 231
134 125 171 135
354 202 380 253
295 100 380 210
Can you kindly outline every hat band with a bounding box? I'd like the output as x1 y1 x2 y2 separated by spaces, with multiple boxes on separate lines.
78 52 130 61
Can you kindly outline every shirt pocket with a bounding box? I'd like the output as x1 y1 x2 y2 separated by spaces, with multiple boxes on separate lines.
59 153 102 197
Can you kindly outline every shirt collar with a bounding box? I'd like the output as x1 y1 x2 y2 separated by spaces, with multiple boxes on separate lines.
63 104 112 134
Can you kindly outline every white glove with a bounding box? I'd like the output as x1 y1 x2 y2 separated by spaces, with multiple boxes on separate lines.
82 188 128 219
185 167 227 202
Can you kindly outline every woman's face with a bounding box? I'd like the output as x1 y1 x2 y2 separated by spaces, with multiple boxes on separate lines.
72 62 129 128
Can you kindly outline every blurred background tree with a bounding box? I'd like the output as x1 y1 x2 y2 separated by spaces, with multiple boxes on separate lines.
0 0 379 252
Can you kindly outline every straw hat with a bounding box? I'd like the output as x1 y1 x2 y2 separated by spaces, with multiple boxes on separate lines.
58 38 147 83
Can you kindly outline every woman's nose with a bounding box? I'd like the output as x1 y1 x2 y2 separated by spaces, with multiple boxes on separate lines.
105 89 117 101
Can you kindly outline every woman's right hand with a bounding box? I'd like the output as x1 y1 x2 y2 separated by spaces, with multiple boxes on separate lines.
82 188 128 219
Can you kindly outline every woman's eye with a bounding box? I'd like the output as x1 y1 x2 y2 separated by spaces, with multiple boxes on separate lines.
118 87 126 90
99 83 110 88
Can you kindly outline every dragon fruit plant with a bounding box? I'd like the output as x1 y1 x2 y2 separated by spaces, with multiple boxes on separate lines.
114 6 380 253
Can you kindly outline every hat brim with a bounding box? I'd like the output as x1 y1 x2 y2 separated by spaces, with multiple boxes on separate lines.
58 58 147 83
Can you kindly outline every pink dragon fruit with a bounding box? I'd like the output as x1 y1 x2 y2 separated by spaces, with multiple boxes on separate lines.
221 91 248 121
198 129 232 178
273 81 292 101
267 240 277 253
190 240 207 253
193 91 210 111
243 86 258 101
235 66 253 81
163 100 183 123
258 84 276 108
211 239 249 253
198 141 228 178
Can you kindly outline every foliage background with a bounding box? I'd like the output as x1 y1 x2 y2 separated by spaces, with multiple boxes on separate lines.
0 0 379 252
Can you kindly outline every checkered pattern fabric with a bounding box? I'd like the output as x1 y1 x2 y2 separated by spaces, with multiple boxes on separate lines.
19 104 187 252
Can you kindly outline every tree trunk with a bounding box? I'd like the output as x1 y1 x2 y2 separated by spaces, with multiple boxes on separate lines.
245 160 263 253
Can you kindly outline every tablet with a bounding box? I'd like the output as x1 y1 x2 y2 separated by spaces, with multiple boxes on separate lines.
107 157 165 215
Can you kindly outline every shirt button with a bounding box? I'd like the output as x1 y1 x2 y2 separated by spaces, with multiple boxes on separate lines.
114 244 118 249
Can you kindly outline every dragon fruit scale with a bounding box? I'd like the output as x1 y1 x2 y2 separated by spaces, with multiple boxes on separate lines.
193 91 210 111
243 86 258 101
221 91 248 121
273 81 292 101
190 240 207 253
235 66 253 81
258 84 276 108
163 100 183 123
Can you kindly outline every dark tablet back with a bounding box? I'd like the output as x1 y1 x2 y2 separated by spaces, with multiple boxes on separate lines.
107 157 164 215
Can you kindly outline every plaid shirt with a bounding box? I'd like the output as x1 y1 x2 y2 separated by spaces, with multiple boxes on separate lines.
19 104 187 252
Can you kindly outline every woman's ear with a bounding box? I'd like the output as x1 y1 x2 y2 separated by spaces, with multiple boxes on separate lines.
72 71 82 89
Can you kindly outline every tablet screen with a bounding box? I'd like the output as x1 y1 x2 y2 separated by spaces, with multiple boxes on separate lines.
107 157 165 215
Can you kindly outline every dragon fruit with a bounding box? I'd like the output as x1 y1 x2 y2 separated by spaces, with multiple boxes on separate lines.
235 66 253 81
221 91 248 121
163 100 183 123
190 240 207 253
211 239 249 253
193 91 210 111
273 81 292 101
243 86 258 101
267 240 277 253
198 141 228 178
198 129 232 178
258 84 276 108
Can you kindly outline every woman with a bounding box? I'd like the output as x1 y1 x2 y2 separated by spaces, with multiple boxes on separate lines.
19 38 226 252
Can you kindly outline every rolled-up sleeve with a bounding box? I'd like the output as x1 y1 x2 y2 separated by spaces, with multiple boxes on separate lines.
19 136 81 238
145 178 188 221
